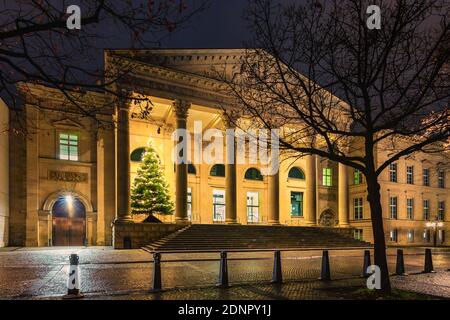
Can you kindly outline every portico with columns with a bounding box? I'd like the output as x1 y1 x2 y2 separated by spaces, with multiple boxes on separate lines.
107 48 352 247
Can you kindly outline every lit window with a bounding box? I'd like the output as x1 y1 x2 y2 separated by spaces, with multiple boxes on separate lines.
423 200 430 220
212 190 225 222
389 229 398 242
187 187 192 221
438 170 445 188
323 167 332 186
406 198 414 220
354 169 363 185
353 198 363 220
290 192 303 217
406 166 414 184
407 230 414 243
389 196 398 219
389 163 397 182
438 201 445 221
423 168 430 186
354 229 363 240
59 133 78 161
247 192 259 223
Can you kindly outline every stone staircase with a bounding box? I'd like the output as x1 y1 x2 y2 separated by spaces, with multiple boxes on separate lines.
143 224 371 252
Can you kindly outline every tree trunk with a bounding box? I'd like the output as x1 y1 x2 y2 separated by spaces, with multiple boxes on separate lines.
366 171 391 294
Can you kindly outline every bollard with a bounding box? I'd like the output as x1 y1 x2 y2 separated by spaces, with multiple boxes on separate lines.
63 254 83 299
150 252 162 292
217 251 229 288
271 250 282 284
319 250 331 281
361 250 371 278
395 249 407 276
423 248 434 273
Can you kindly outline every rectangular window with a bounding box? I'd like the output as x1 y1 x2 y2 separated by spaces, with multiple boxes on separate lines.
247 192 259 223
353 198 363 220
423 229 431 243
212 190 225 222
423 199 430 220
438 201 445 221
323 167 332 187
438 170 445 188
407 230 414 243
389 229 398 242
406 198 414 220
423 168 430 186
439 230 445 244
354 229 363 241
406 166 414 184
187 187 192 221
59 133 79 161
389 163 397 182
290 192 303 217
389 196 398 219
354 169 363 185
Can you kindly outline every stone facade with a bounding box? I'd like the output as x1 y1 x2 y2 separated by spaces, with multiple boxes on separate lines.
0 98 9 247
5 49 450 248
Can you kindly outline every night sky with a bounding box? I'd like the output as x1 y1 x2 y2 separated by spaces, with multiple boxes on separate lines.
162 0 250 48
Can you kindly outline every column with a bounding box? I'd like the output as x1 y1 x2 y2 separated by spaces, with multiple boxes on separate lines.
225 119 237 224
115 94 133 223
173 100 190 223
305 154 317 226
268 172 280 224
338 163 350 227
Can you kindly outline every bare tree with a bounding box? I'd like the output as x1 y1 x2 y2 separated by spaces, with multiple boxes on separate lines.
0 0 209 129
219 0 449 293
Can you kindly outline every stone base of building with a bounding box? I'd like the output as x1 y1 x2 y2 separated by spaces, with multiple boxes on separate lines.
112 222 186 249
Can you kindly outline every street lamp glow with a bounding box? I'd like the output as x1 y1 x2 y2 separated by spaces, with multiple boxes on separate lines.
65 195 74 205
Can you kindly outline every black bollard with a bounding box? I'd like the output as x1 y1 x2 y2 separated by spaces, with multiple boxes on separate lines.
423 248 434 273
217 251 229 288
395 249 407 276
63 254 83 299
271 250 282 284
150 252 162 292
362 250 372 278
319 250 331 281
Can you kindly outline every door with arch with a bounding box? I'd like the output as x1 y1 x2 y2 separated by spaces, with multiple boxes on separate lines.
52 195 86 246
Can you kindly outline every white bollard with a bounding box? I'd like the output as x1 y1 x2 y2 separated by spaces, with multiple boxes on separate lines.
63 254 83 299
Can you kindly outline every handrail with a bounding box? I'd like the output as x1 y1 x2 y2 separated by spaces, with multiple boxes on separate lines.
142 245 373 255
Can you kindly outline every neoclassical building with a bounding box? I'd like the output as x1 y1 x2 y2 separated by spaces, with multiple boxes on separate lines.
5 49 449 248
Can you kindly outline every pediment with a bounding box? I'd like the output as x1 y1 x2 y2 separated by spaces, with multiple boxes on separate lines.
109 48 245 78
52 118 85 129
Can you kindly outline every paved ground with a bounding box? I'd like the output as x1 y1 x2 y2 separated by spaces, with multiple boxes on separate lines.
0 246 449 299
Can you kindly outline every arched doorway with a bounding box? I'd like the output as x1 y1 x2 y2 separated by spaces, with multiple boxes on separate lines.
52 195 86 246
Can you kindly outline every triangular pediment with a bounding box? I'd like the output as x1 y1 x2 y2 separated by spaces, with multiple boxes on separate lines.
109 48 246 78
52 118 85 129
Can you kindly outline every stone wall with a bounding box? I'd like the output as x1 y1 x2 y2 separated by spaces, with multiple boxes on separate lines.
113 222 185 249
0 99 9 247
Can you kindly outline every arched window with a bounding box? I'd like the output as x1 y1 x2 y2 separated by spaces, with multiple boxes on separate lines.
130 147 147 162
288 167 305 179
210 164 225 177
188 164 196 175
244 168 263 181
131 147 161 163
